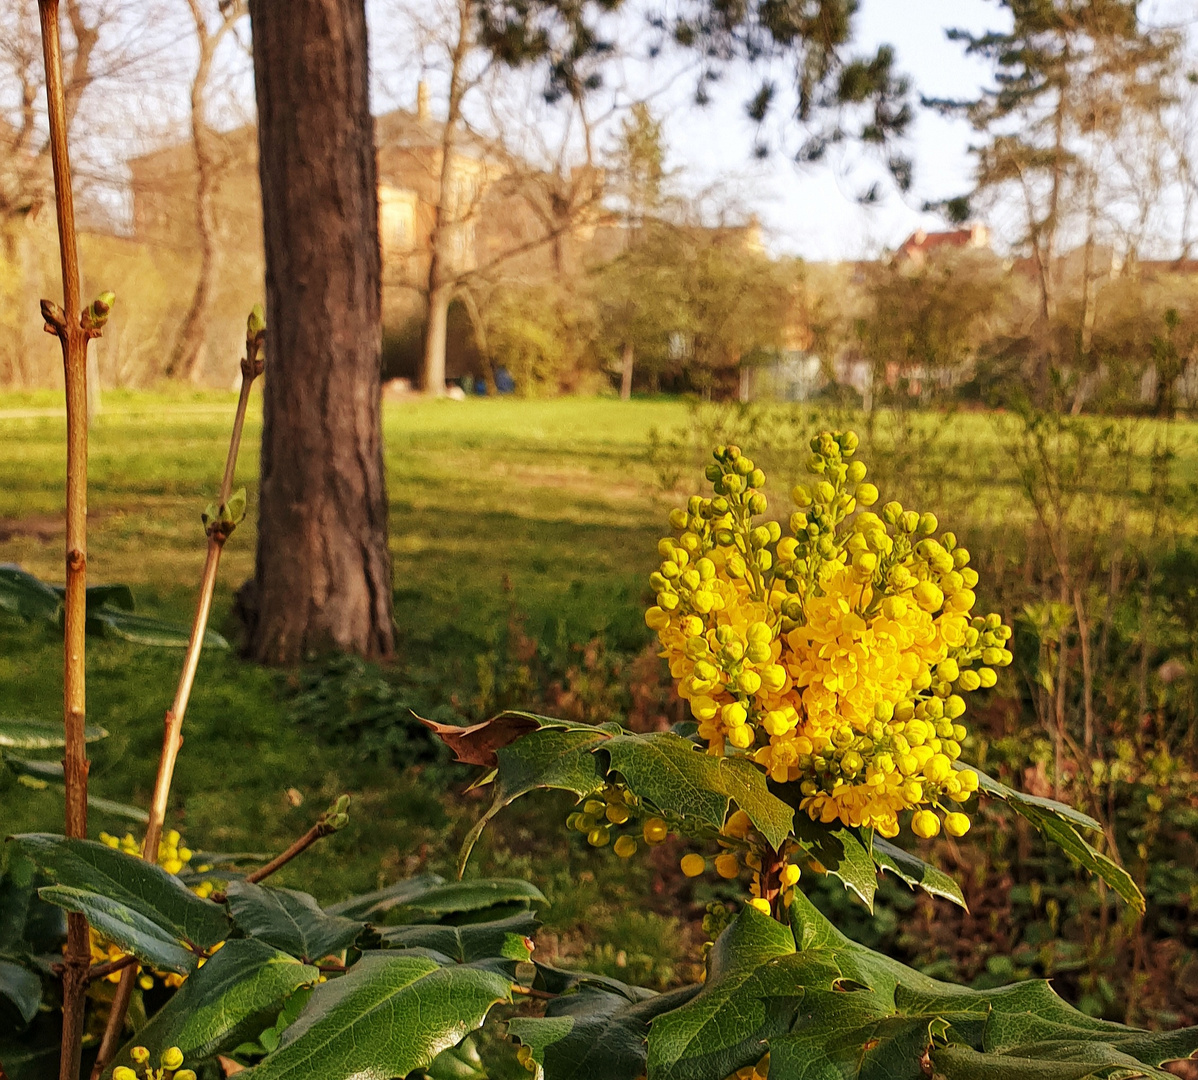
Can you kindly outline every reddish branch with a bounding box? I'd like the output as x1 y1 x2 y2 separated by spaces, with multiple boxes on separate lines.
91 330 264 1079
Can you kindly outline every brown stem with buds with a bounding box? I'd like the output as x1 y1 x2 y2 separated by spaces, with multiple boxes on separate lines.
35 4 97 1077
244 820 337 886
91 339 264 1079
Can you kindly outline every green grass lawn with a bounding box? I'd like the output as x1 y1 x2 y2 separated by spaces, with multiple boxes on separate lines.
4 390 1198 989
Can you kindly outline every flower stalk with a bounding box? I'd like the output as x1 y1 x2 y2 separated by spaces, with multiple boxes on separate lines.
91 316 265 1079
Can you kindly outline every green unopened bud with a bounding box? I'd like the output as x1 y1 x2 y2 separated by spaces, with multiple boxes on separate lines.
747 492 767 515
81 291 115 333
247 303 266 339
222 487 247 527
918 512 939 536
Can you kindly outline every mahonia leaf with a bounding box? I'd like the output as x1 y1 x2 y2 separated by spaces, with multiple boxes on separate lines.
792 817 877 911
0 718 108 750
510 981 699 1080
456 722 793 873
870 836 967 910
246 951 511 1080
226 882 365 962
106 939 318 1072
325 873 447 918
14 835 229 951
966 765 1143 910
646 905 839 1080
604 732 794 850
457 719 616 873
381 911 538 963
0 565 61 623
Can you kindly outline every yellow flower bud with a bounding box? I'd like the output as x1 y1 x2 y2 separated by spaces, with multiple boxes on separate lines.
606 803 630 825
781 863 801 887
113 1069 138 1080
958 669 981 692
855 483 879 506
748 897 772 915
722 701 748 727
911 810 941 839
162 1047 185 1071
943 812 970 837
978 667 997 688
613 835 638 858
643 818 668 844
714 853 740 879
738 670 762 695
913 580 944 612
760 665 787 693
131 1047 150 1065
680 853 706 877
727 724 754 748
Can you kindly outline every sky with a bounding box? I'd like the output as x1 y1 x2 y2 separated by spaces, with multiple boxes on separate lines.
12 0 1192 263
650 0 1005 260
642 0 1195 260
366 0 1194 263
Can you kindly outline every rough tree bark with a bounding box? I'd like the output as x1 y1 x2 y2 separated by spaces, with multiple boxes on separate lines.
246 0 393 664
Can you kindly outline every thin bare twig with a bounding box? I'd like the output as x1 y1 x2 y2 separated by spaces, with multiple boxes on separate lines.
34 3 98 1077
91 329 265 1079
244 820 338 886
85 954 139 983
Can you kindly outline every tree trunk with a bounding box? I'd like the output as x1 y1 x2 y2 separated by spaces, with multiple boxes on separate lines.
423 282 450 394
246 0 393 664
620 341 633 400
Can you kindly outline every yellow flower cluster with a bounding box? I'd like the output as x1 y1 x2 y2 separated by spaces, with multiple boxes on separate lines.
100 829 201 879
113 1045 195 1080
645 434 1013 842
93 831 217 990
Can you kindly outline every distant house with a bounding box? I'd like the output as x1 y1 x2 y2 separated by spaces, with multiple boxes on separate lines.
896 224 990 266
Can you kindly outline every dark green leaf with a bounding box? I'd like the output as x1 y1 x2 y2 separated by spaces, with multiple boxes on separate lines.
0 958 41 1024
965 764 1101 832
647 906 839 1080
325 873 446 918
84 583 135 612
381 911 538 963
13 834 229 950
419 1035 489 1080
871 836 967 910
39 884 198 973
770 987 988 1080
459 721 616 873
605 733 794 850
511 983 700 1080
226 881 365 962
2 755 149 822
0 717 108 749
246 951 511 1080
0 565 61 623
930 1039 1196 1080
106 939 319 1074
401 878 548 917
1012 802 1142 911
90 608 229 649
792 817 877 911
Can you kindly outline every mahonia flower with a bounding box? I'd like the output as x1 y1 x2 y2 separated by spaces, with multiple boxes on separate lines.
92 831 218 990
113 1045 195 1080
645 434 1012 848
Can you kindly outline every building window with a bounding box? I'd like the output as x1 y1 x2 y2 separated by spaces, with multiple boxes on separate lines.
379 186 416 253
